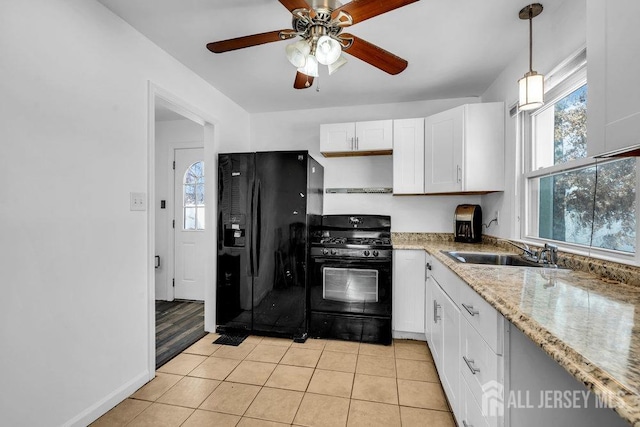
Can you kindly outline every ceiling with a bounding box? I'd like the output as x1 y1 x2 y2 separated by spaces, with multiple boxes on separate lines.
97 0 564 114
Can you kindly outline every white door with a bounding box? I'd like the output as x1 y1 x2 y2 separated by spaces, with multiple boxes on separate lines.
424 106 463 193
174 148 205 300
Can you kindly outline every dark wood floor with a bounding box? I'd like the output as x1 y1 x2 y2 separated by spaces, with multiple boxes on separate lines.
156 300 207 368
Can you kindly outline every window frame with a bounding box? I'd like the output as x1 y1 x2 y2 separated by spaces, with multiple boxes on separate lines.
182 161 205 231
519 54 640 265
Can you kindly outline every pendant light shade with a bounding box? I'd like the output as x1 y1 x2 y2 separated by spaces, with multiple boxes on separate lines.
328 55 348 75
316 35 342 65
518 4 544 111
297 54 319 77
518 71 544 110
286 39 311 68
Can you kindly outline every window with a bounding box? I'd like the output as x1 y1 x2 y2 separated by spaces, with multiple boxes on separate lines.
523 53 637 256
183 161 205 230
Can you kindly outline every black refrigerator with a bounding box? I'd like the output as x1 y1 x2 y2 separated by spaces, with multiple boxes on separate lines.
216 151 324 340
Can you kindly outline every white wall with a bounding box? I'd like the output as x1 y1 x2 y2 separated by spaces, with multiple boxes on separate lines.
155 119 205 301
250 99 482 232
0 1 249 426
480 0 587 238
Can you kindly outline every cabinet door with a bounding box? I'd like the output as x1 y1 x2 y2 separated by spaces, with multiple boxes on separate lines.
424 255 432 344
392 249 426 335
432 281 460 414
320 122 355 153
587 0 640 156
440 283 461 415
393 118 425 194
356 120 393 152
424 106 463 193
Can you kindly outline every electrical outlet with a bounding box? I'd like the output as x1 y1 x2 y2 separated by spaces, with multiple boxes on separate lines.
130 192 147 211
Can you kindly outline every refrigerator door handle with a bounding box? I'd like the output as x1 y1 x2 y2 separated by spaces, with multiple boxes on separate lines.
251 179 261 276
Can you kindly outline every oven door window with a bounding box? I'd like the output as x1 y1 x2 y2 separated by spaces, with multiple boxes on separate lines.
323 267 378 303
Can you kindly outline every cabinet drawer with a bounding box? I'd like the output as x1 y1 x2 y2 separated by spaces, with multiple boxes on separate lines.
459 281 504 355
460 375 491 427
460 318 502 427
430 257 461 305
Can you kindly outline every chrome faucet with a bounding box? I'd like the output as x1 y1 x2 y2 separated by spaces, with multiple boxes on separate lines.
539 243 559 266
499 240 559 267
500 239 537 259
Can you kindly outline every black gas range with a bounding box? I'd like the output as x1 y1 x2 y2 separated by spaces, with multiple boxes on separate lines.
308 215 392 345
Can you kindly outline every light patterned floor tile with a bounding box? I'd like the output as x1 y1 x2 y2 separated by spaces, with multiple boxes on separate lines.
346 399 401 427
293 393 349 427
307 369 354 398
156 376 220 408
131 373 182 402
157 353 207 376
199 381 261 415
244 387 304 424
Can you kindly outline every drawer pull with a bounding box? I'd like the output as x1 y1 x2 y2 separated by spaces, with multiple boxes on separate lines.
463 421 473 427
433 300 441 323
462 303 479 316
463 356 481 374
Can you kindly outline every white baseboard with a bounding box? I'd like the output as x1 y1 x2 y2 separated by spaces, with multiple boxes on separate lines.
392 331 427 341
64 370 151 427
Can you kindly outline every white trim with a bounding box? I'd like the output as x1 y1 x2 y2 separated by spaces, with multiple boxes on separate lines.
65 370 149 426
147 82 220 380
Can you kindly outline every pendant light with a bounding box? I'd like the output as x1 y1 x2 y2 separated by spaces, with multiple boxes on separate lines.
518 3 544 111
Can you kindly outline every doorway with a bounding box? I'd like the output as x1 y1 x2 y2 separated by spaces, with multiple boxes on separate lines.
148 86 217 373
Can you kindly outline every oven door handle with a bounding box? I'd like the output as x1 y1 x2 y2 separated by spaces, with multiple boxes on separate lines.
312 257 391 264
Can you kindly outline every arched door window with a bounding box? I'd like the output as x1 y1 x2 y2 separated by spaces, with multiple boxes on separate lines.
183 161 205 230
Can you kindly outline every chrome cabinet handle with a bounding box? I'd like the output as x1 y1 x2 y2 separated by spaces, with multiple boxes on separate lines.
463 421 473 427
350 137 354 150
355 136 359 150
462 303 479 316
456 165 462 183
463 356 481 374
433 300 441 323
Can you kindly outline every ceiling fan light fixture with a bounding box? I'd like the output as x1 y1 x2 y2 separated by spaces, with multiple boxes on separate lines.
518 3 545 111
315 35 342 65
328 54 348 75
286 39 311 68
297 54 319 77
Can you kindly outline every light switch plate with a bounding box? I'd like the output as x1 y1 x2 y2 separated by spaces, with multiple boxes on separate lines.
130 192 146 211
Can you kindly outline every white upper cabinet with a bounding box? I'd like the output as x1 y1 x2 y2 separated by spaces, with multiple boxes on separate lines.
393 118 425 194
587 0 640 156
320 120 393 156
424 103 504 194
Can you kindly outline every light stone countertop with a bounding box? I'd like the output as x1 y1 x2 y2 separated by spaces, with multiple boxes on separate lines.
393 234 640 426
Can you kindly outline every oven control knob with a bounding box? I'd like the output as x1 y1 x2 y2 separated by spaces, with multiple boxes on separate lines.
373 250 379 257
322 248 329 255
330 249 337 255
363 250 370 257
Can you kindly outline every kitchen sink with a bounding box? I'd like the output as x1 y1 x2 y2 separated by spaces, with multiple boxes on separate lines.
442 251 559 268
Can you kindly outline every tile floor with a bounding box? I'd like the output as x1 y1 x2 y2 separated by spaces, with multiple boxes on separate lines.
92 335 456 427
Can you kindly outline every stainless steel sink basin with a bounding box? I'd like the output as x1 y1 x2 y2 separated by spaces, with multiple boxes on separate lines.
442 251 553 268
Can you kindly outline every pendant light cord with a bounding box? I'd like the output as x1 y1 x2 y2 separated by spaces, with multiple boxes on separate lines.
529 8 533 73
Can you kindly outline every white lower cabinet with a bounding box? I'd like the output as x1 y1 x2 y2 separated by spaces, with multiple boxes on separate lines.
430 256 503 426
427 252 629 427
430 274 460 414
392 249 426 339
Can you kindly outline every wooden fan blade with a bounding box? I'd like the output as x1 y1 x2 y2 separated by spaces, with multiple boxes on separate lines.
207 30 291 53
294 71 314 89
279 0 312 13
332 0 419 25
341 33 408 75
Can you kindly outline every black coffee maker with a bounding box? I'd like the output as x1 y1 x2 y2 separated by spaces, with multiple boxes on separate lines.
454 204 482 243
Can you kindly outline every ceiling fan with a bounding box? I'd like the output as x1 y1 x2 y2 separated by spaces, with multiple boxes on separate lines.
206 0 419 89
